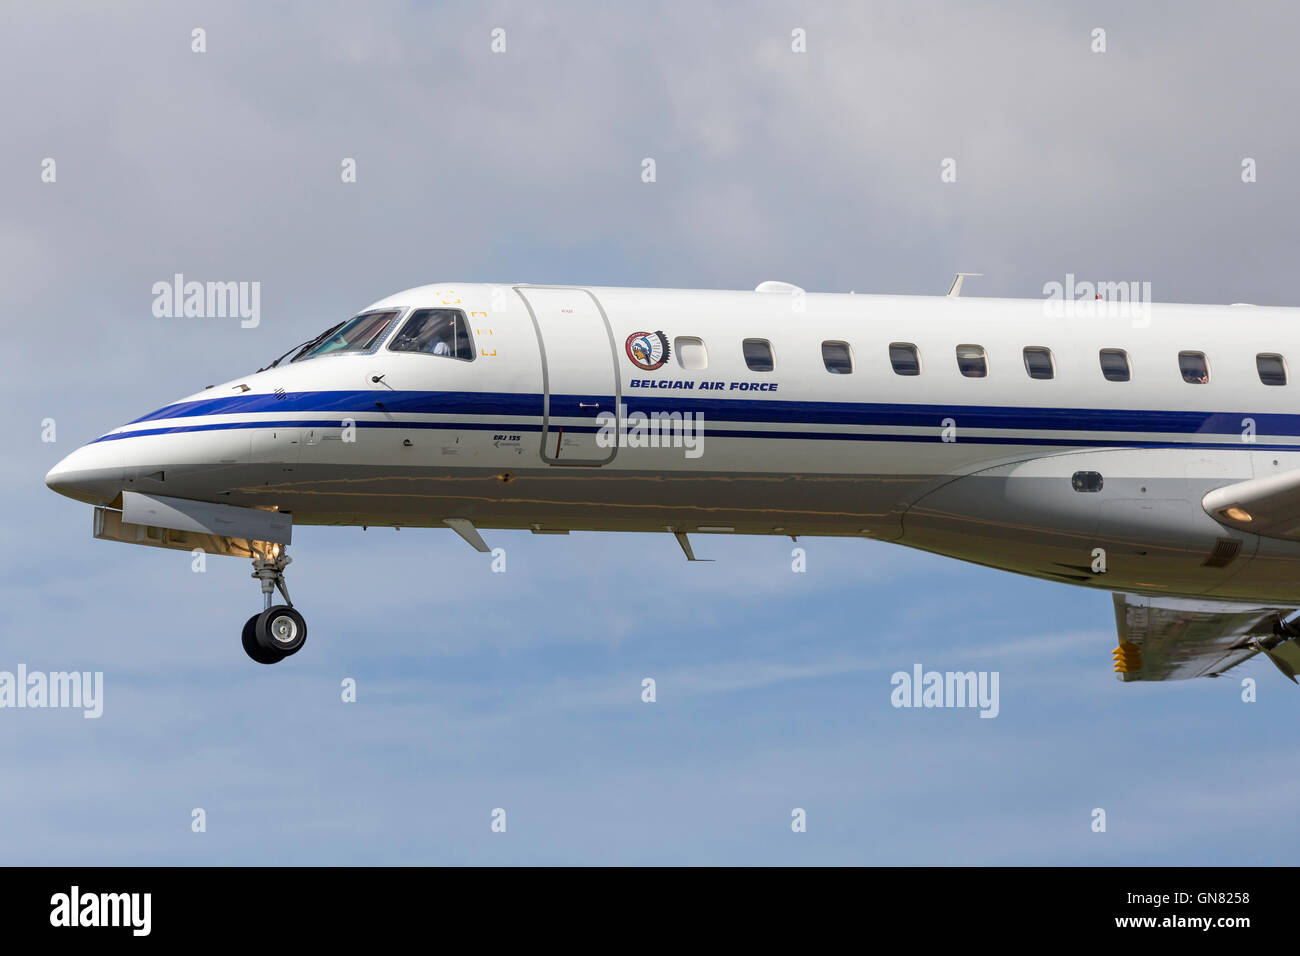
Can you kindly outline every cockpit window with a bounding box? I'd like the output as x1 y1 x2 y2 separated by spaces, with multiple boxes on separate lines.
388 309 475 361
292 310 401 362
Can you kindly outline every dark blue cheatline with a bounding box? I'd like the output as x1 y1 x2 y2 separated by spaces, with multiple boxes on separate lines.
625 397 1279 435
123 388 1300 436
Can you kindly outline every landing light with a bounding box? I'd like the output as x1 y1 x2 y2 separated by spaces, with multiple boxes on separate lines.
1223 506 1253 522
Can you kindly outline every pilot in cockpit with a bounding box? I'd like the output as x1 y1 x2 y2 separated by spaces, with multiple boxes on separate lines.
409 321 452 355
390 308 471 359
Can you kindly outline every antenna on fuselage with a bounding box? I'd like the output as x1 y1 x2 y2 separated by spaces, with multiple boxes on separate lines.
946 272 983 297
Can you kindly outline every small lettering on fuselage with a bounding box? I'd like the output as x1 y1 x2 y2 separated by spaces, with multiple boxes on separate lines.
628 379 779 392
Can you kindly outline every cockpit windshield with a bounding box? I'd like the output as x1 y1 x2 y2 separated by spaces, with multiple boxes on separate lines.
290 309 401 363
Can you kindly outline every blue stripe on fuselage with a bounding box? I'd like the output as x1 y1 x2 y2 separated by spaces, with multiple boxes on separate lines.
125 388 1298 436
89 417 1300 452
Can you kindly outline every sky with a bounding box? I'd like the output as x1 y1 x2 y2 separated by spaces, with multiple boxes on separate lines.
4 0 1300 864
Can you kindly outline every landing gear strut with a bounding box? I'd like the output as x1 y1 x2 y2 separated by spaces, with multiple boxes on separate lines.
242 544 307 664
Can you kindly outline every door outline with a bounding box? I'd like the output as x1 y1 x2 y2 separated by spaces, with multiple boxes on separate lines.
514 285 621 466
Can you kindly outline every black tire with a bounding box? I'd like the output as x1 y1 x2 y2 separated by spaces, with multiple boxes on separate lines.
242 614 285 665
255 605 307 656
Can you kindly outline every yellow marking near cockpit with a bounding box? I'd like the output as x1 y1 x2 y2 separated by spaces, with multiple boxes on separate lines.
475 324 498 356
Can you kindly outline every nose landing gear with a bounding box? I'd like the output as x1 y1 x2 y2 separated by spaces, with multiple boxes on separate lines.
242 545 308 665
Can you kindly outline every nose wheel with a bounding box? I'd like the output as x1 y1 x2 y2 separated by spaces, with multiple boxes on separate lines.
243 545 308 664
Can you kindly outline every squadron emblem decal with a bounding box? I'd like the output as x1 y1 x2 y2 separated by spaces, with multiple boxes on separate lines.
625 330 670 371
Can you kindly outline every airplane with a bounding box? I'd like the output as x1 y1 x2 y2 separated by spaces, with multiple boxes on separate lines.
42 278 1300 680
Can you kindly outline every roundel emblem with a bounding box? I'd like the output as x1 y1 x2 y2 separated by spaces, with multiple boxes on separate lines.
625 331 670 371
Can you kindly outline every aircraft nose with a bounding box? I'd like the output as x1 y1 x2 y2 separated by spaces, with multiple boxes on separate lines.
43 457 77 496
44 441 125 505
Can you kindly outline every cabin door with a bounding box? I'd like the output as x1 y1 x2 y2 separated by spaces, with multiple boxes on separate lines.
516 287 620 465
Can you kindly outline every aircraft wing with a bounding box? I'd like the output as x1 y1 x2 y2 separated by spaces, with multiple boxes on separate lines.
1111 593 1300 682
1203 469 1300 540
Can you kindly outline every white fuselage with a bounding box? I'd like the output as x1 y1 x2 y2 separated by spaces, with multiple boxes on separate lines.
45 282 1300 604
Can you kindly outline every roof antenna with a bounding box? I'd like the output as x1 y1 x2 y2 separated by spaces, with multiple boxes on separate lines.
946 272 983 297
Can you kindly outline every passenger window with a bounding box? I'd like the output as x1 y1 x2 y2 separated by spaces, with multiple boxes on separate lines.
822 341 853 374
1099 349 1130 382
743 338 774 372
1023 347 1054 380
388 309 475 360
889 343 920 376
956 344 987 378
1178 351 1209 384
675 336 708 370
1257 353 1287 386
